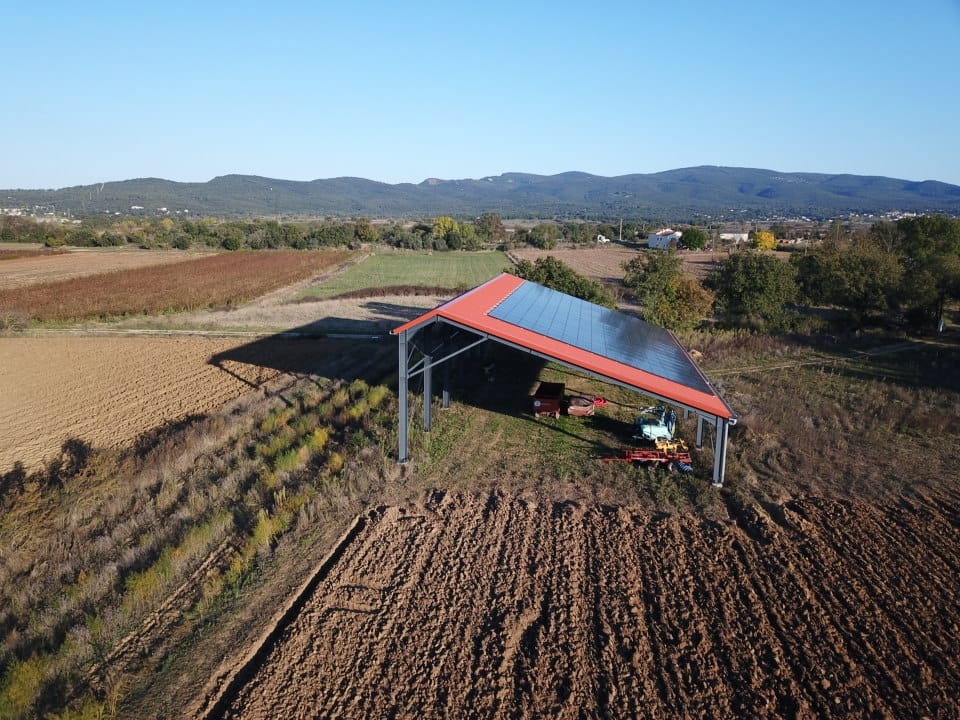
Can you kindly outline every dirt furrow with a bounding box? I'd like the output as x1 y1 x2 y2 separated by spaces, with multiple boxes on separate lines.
208 493 960 720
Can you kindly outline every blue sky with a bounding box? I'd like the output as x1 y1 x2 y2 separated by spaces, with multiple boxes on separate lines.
3 0 959 188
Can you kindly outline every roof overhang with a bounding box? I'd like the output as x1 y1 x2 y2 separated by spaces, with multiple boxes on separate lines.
393 273 735 420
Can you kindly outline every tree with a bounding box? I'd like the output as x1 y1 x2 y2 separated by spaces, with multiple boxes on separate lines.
511 256 616 308
475 212 506 243
895 215 960 330
752 230 777 251
710 251 797 329
561 222 594 244
528 223 560 249
680 227 709 250
459 223 480 250
433 216 460 244
623 251 713 330
353 219 380 244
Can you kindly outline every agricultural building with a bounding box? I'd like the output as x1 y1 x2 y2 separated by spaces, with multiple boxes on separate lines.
392 273 736 485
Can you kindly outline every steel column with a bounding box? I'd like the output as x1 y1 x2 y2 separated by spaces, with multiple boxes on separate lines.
423 354 432 432
398 330 409 462
696 415 704 448
711 417 729 487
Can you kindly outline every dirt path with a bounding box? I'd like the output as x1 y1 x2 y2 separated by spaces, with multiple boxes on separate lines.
204 491 960 720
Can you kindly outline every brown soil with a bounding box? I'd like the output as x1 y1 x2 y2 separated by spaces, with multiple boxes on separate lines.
203 491 960 720
511 246 638 283
509 247 792 281
0 247 209 289
0 335 341 472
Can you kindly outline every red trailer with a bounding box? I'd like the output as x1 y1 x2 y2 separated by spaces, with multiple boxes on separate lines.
532 382 565 418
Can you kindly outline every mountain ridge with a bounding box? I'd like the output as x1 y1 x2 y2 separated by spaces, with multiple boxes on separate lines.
5 166 959 220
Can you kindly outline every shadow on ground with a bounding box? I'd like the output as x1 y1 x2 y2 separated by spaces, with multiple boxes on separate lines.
207 323 397 388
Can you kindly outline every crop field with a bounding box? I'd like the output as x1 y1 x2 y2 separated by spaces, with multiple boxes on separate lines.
204 490 960 720
0 335 362 472
0 250 352 322
297 250 509 299
509 247 792 282
0 247 206 289
2 244 959 720
511 246 639 282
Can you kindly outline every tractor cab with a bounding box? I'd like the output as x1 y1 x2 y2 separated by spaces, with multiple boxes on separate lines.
634 405 677 442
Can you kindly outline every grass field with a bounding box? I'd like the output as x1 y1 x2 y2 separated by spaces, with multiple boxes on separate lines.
297 250 510 300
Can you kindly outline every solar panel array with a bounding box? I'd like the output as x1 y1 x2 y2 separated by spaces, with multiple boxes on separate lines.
489 281 712 394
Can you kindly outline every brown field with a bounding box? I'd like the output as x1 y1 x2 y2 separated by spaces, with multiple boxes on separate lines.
0 335 341 472
204 490 960 720
511 246 639 282
0 250 353 322
0 247 207 289
509 247 793 281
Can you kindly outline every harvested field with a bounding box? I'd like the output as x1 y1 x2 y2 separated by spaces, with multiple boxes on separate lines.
207 491 960 720
0 250 352 322
0 247 207 289
0 335 360 472
509 247 793 281
511 246 638 283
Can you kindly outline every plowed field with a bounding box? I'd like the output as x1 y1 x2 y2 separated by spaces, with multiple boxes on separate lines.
207 491 960 720
0 335 341 471
0 248 208 289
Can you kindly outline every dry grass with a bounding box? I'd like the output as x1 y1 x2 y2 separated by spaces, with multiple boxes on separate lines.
0 250 352 323
0 247 67 262
0 367 397 718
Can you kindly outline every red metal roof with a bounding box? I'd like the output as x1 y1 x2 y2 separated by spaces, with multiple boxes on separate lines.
393 273 734 419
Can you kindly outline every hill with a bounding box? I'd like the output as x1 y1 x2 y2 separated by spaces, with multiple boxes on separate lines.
5 166 960 219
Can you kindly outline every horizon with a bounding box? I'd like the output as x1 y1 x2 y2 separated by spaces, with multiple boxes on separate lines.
2 1 959 188
6 164 960 194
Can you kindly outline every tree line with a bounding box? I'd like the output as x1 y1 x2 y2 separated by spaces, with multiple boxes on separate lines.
621 215 960 333
0 214 663 252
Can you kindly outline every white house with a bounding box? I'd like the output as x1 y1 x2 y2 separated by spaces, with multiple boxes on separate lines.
647 228 682 249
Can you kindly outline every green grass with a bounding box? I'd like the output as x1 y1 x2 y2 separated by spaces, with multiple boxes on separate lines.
297 251 510 300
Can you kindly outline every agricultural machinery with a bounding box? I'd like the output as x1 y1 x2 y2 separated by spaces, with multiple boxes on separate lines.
602 405 693 472
531 382 608 419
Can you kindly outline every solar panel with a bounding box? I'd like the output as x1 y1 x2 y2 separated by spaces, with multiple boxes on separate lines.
489 281 712 394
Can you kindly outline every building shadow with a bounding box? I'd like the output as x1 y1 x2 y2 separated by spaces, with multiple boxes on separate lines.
207 323 396 390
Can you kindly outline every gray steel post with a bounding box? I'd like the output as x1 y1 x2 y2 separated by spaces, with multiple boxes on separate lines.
696 415 704 448
423 354 432 432
712 417 729 487
398 330 409 462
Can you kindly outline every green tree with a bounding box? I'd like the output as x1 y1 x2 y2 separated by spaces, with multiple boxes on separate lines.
711 251 797 329
562 222 594 244
511 256 616 308
623 251 713 329
528 223 560 249
896 215 960 330
475 212 506 243
354 219 380 244
459 223 480 250
680 227 709 250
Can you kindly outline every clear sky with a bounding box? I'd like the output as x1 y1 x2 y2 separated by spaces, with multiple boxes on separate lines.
3 0 959 189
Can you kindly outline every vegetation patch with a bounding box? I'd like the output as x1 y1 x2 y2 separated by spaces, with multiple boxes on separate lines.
296 251 508 300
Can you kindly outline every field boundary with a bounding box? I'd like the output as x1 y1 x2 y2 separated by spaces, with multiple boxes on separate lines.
190 511 370 719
